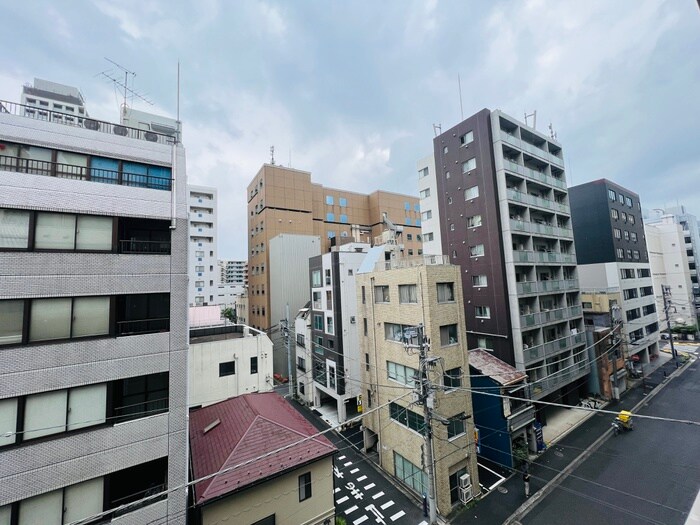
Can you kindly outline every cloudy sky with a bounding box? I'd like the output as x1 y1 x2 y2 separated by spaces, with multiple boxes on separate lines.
2 0 698 259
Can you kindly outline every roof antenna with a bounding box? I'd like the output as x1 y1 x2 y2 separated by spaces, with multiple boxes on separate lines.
432 123 442 137
98 57 152 120
270 145 275 165
524 110 537 129
548 122 557 140
457 74 464 121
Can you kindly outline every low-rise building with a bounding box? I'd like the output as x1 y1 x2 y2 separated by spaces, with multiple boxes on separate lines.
189 392 336 525
295 302 314 406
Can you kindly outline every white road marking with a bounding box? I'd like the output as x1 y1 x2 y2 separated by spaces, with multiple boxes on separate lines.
334 488 341 493
345 505 359 515
380 500 394 510
350 467 360 474
372 491 385 500
357 475 367 482
354 516 369 525
344 461 353 467
337 496 349 504
419 522 428 525
390 510 405 521
364 483 375 490
338 455 346 460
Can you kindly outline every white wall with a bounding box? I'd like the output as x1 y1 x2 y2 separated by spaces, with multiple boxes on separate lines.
417 154 442 255
188 185 219 306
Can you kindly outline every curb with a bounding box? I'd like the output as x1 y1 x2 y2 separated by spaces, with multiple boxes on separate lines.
503 357 695 525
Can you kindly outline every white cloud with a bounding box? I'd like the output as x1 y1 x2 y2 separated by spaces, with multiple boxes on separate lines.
259 2 287 37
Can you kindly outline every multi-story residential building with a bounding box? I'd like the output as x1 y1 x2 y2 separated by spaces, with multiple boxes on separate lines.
429 109 587 408
307 242 369 424
570 179 660 366
294 303 314 406
0 92 188 523
646 205 700 322
21 78 88 123
247 163 423 332
644 215 696 327
417 154 441 255
189 185 218 306
218 259 247 286
357 255 479 516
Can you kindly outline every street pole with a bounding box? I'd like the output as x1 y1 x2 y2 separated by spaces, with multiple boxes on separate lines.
662 285 679 368
610 306 621 401
286 303 293 398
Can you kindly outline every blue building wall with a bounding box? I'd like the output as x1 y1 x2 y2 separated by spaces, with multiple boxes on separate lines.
471 375 513 469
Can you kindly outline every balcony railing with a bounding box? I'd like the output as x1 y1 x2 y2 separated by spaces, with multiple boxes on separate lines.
0 155 172 191
523 332 586 363
511 250 577 265
506 189 569 214
510 219 573 239
117 317 170 336
531 360 589 398
0 99 177 145
520 305 582 328
119 239 171 254
374 254 450 271
502 158 567 189
516 279 579 295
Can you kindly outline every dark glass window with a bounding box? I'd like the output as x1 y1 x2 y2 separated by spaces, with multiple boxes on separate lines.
219 361 236 376
114 372 169 422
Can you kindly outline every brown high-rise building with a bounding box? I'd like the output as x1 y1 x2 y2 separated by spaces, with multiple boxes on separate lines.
247 164 423 332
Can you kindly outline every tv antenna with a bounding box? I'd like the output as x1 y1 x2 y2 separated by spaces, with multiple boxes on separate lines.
98 57 153 119
524 110 537 129
548 122 557 140
432 123 442 137
270 145 275 165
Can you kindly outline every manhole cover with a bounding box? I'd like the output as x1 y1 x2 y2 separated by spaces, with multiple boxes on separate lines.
497 486 508 494
554 450 564 457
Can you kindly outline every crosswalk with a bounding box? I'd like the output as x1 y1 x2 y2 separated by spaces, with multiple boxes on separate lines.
334 454 428 525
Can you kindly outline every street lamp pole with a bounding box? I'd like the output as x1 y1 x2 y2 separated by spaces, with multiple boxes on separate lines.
662 284 679 368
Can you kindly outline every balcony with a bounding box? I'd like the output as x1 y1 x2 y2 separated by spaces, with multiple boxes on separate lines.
520 305 582 328
512 250 577 265
531 360 589 398
516 279 579 295
523 332 586 363
510 219 573 239
502 159 566 189
0 99 176 145
508 405 536 432
506 189 569 214
374 254 450 271
119 240 171 254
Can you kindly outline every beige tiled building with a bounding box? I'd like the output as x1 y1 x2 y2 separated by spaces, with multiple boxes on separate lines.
247 164 423 331
356 256 479 516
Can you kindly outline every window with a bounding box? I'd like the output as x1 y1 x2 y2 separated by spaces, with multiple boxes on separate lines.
399 284 418 304
450 223 455 231
325 269 331 285
621 211 627 222
252 515 276 525
611 209 619 220
114 373 169 422
447 414 466 439
633 250 640 260
445 171 450 179
470 244 485 257
419 167 429 178
390 403 425 433
299 472 312 501
420 188 431 198
623 230 629 241
384 323 417 343
460 131 474 146
437 282 455 303
628 214 635 225
414 203 420 212
387 361 418 386
623 288 638 300
444 367 461 389
326 316 334 334
614 228 621 239
340 214 348 223
326 212 335 222
0 209 30 248
465 186 479 200
297 356 306 371
619 193 625 204
472 275 488 287
638 268 651 278
312 291 322 310
394 452 427 495
467 215 482 228
339 197 347 207
327 230 335 240
195 281 204 287
477 336 494 350
424 232 434 242
443 146 448 154
475 305 491 318
627 249 632 259
219 361 235 376
195 265 204 272
325 195 334 205
311 270 322 287
404 201 411 211
26 296 110 342
621 268 635 279
361 286 366 304
405 218 412 226
625 196 633 207
250 356 258 374
422 210 432 221
407 233 413 241
582 302 592 309
313 314 324 331
462 157 476 173
0 300 24 346
440 324 458 346
608 189 616 201
374 285 390 303
298 382 305 395
616 248 624 259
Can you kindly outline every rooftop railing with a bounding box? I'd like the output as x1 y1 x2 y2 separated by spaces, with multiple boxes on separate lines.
374 254 450 271
0 99 177 145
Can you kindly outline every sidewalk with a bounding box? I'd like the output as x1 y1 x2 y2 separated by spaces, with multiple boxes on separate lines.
450 355 693 525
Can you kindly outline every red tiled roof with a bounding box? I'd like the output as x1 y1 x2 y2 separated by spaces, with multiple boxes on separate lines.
189 392 336 505
468 348 527 386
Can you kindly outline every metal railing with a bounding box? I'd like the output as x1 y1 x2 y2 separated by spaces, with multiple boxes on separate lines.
509 219 574 239
119 239 171 254
116 317 170 336
523 332 586 363
520 305 583 328
0 99 177 145
0 154 172 191
502 158 567 189
516 279 579 295
374 254 450 271
506 189 569 214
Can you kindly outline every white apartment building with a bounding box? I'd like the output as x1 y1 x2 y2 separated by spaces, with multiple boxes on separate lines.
295 304 314 406
21 78 88 124
219 259 248 286
0 88 188 523
417 153 442 255
645 216 696 326
189 185 219 306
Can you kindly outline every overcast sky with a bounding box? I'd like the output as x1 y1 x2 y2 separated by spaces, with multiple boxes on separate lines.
2 0 698 259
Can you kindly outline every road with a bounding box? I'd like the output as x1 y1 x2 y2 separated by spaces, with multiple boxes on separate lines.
522 358 700 525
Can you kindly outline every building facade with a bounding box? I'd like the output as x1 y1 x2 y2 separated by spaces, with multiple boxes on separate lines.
357 257 479 515
307 243 368 423
0 93 188 523
417 153 441 255
247 163 423 332
21 78 88 123
218 259 247 286
570 179 660 366
189 185 219 306
430 109 587 407
294 303 315 406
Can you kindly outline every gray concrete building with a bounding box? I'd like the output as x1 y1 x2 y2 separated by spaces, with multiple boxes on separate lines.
0 92 188 523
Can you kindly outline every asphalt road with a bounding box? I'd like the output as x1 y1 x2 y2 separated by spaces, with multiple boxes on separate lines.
522 359 700 525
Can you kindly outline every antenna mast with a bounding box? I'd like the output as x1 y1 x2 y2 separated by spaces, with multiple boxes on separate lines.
270 146 275 165
524 110 537 129
432 124 442 137
98 58 153 119
457 74 464 121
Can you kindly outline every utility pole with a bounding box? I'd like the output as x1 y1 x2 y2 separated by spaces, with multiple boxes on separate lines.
281 303 293 398
609 306 622 401
662 284 679 368
406 324 438 525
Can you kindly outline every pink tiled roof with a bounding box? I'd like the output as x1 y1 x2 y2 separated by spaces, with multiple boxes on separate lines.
189 392 336 504
468 348 527 386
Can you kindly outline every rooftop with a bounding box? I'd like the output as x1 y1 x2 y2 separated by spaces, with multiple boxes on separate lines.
189 392 336 505
468 348 527 386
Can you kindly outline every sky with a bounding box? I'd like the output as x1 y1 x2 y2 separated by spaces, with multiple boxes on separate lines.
1 0 698 260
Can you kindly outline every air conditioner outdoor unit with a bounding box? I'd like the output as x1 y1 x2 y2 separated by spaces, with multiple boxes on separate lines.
459 473 471 489
459 486 473 504
350 316 356 324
